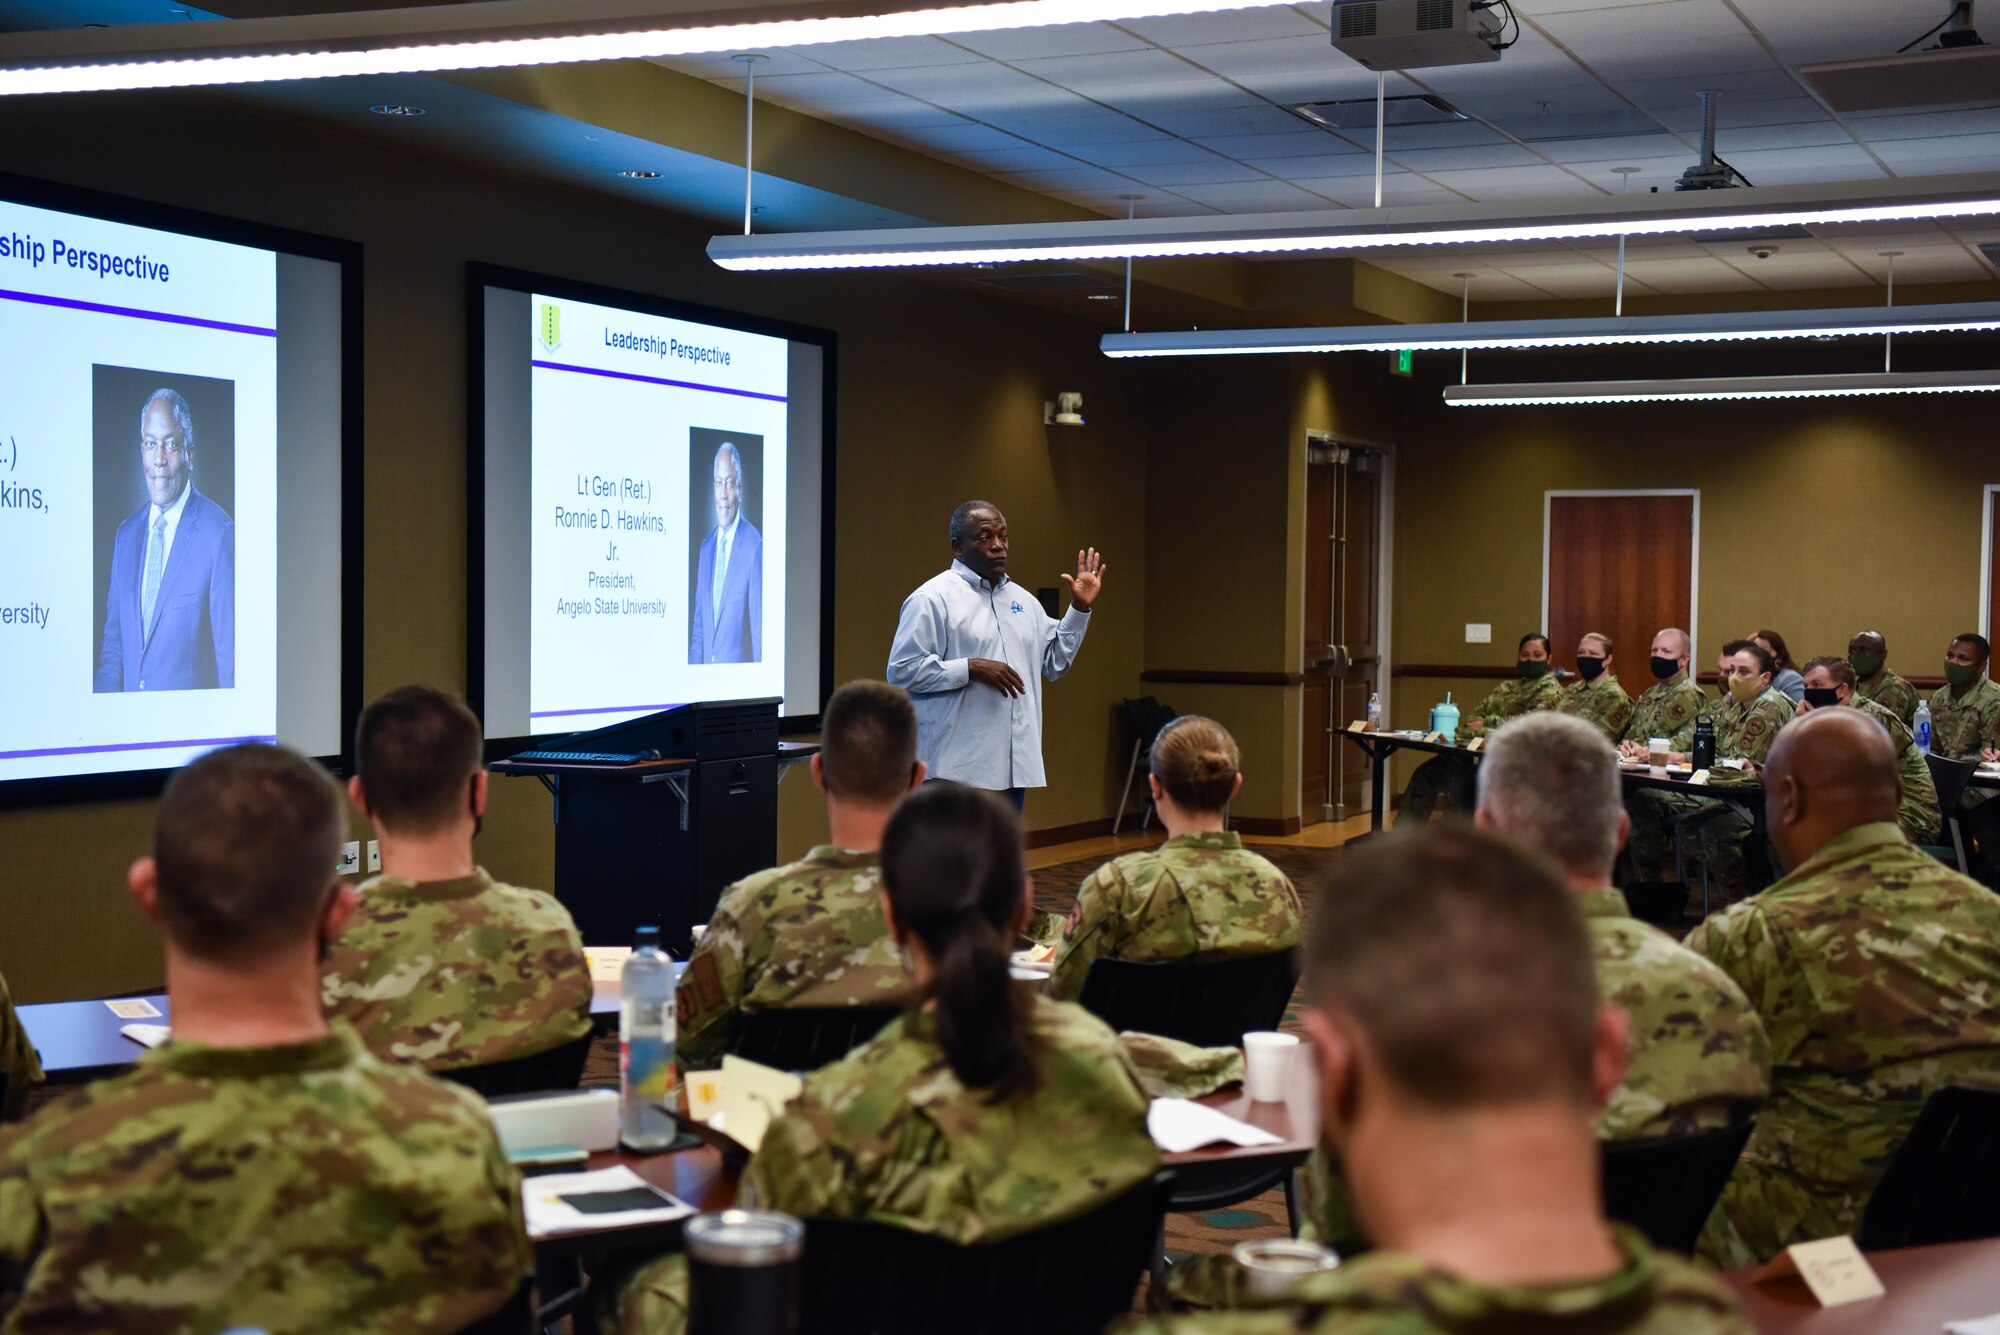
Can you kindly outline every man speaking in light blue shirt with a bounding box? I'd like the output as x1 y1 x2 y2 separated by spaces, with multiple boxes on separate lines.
887 500 1105 808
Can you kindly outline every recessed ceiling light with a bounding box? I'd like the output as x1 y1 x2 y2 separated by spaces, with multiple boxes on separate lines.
368 103 424 116
1289 94 1466 132
617 169 662 179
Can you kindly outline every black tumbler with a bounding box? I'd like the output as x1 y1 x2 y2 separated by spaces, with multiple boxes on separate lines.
686 1209 804 1335
1691 715 1716 771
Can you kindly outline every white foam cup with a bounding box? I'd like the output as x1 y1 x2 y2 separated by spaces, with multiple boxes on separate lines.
1242 1030 1300 1103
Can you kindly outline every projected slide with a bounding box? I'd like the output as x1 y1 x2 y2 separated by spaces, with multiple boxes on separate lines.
0 182 351 799
529 295 788 727
0 198 278 781
475 268 831 743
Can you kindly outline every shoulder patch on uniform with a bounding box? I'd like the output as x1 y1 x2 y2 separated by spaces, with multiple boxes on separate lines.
681 951 726 1016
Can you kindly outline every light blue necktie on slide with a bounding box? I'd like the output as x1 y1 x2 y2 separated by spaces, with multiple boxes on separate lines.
712 529 730 631
142 511 166 640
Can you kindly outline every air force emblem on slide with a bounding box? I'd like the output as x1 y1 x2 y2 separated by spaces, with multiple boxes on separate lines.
537 302 562 351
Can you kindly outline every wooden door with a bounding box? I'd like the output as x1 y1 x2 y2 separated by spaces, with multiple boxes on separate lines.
1305 442 1385 823
1988 489 2000 673
1545 493 1696 683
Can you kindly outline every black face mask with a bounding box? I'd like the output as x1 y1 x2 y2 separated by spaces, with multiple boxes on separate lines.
1649 655 1680 681
1576 657 1606 682
1803 687 1842 710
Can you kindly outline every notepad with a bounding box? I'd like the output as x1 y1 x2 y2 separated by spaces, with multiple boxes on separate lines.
121 1023 171 1049
1752 1237 1884 1308
717 1055 803 1154
583 947 633 982
522 1166 693 1239
1146 1098 1284 1154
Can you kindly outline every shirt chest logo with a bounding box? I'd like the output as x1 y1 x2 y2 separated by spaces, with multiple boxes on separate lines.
1010 601 1024 613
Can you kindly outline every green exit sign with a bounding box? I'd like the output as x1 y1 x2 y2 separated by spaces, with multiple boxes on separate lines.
1390 349 1414 377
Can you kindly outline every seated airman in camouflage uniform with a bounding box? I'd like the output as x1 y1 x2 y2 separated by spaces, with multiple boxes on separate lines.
322 686 591 1072
1846 630 1918 728
1628 640 1793 899
1051 715 1301 1003
1400 633 1563 821
1931 632 2000 760
1616 628 1707 759
0 972 39 1123
1798 657 1939 844
0 744 529 1331
1133 825 1753 1335
1555 632 1634 744
1687 709 2000 1266
1291 714 1769 1258
614 785 1161 1335
678 681 921 1070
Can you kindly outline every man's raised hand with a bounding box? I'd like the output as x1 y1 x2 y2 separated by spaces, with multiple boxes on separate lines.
1060 547 1106 611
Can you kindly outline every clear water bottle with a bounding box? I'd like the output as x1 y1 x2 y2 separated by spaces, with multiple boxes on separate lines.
1366 692 1381 731
1914 700 1934 754
621 924 678 1151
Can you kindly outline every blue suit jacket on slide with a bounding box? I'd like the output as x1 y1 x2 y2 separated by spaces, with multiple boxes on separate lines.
95 488 235 692
690 519 762 664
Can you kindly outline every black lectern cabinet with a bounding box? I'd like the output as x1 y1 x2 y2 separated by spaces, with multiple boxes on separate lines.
492 698 785 951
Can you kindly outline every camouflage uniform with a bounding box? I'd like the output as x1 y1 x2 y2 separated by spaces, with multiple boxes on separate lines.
1401 674 1562 820
1049 833 1302 1003
1620 671 1706 751
1846 696 1941 844
1853 667 1918 728
676 847 907 1070
615 996 1159 1334
1294 887 1770 1257
321 867 592 1072
0 1022 530 1331
1628 687 1792 891
1127 1225 1752 1335
1686 822 2000 1266
0 974 40 1124
1557 675 1634 744
1928 675 2000 760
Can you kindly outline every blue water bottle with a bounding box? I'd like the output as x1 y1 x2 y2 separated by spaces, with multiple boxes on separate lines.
1914 700 1934 754
620 924 678 1151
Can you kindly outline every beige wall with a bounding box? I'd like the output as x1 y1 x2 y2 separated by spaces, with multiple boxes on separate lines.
0 91 1155 1001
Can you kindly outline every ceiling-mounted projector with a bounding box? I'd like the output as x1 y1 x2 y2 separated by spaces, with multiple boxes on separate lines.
1331 0 1505 71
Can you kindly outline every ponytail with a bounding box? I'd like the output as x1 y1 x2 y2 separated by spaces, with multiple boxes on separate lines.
1149 715 1242 813
881 784 1040 1101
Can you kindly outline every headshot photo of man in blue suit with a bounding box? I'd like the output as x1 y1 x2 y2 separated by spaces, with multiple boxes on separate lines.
95 387 235 693
689 438 762 665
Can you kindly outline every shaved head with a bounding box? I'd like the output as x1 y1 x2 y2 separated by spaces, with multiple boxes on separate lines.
1765 708 1903 871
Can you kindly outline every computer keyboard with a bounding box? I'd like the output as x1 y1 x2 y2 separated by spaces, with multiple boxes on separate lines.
508 749 655 765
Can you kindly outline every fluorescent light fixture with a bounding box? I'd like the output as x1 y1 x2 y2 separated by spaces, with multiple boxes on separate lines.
707 173 2000 270
1099 301 2000 358
1442 369 2000 406
0 0 1309 95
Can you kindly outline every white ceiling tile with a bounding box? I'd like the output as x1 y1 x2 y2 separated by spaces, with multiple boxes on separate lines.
1067 137 1225 167
1126 158 1273 185
1049 190 1218 217
1252 152 1379 178
652 51 829 80
1716 122 1857 152
819 104 978 132
1381 121 1518 150
801 36 994 71
885 121 1040 153
1848 107 2000 138
1615 257 1763 292
942 24 1150 61
1868 140 2000 170
1195 129 1351 159
1619 70 1801 116
1720 142 1884 175
1169 179 1344 210
1389 143 1547 171
989 165 1146 192
981 112 1166 143
1534 134 1693 163
1421 163 1594 200
1123 7 1329 45
1011 49 1223 97
1290 175 1467 207
739 71 919 108
945 145 1090 174
1116 100 1324 138
1170 35 1349 82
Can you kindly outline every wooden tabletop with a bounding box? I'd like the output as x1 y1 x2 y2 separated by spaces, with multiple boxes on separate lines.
1719 1236 2000 1331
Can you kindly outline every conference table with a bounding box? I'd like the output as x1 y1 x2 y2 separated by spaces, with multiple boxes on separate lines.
20 977 633 1085
1720 1236 2000 1331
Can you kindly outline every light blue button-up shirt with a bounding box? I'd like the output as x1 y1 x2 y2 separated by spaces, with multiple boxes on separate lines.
887 559 1092 790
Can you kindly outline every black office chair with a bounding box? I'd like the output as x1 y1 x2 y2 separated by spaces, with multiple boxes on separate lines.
793 1170 1173 1335
1076 951 1300 1051
437 1032 595 1098
730 1005 900 1073
1856 1086 2000 1251
1112 696 1179 836
1599 1109 1757 1254
1922 753 1979 872
457 1279 537 1335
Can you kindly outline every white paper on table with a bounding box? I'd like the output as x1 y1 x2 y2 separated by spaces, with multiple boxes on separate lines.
521 1166 694 1239
718 1055 803 1154
582 947 633 982
1945 1316 2000 1335
120 1023 171 1049
1147 1098 1285 1154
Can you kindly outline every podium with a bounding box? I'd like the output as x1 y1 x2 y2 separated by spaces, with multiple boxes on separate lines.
490 698 815 951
